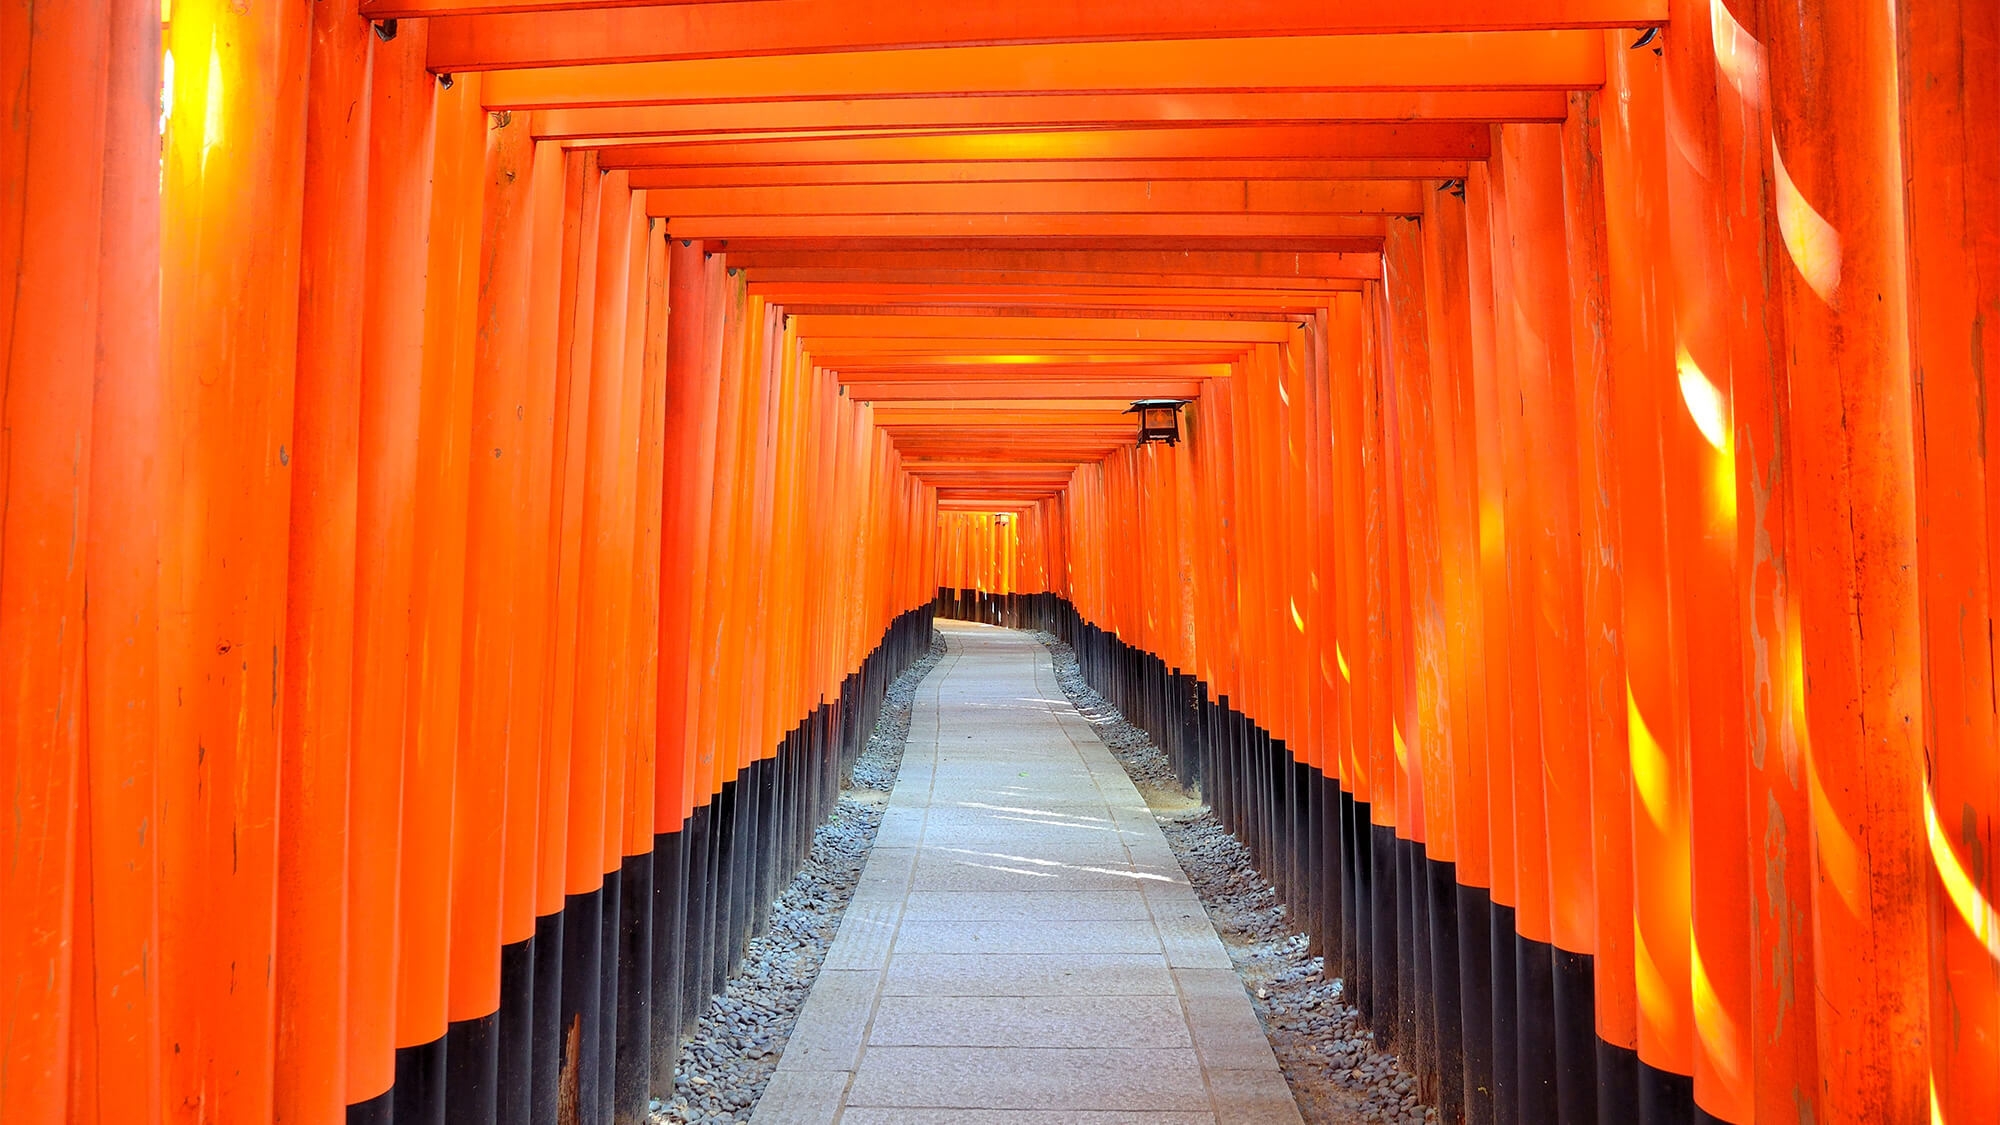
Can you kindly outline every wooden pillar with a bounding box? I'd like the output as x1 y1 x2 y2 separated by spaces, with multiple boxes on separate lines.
1557 86 1640 1116
1598 36 1699 1118
1897 0 2000 1120
1763 0 1930 1117
347 20 435 1114
395 66 483 1116
276 2 375 1119
157 2 313 1121
78 4 166 1121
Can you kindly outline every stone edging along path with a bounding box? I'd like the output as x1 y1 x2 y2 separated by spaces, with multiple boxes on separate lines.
1035 631 1442 1125
651 633 947 1125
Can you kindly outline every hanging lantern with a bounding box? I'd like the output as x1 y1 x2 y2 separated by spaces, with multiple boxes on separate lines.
1127 399 1189 446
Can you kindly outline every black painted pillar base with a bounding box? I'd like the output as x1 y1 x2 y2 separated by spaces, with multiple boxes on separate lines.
1457 884 1496 1125
348 1087 393 1125
1370 822 1399 1046
559 887 604 1125
613 851 654 1125
1515 934 1560 1124
1597 1040 1640 1125
1552 946 1599 1125
498 935 535 1125
1490 901 1519 1125
392 1035 448 1125
1638 1059 1696 1125
531 909 565 1125
443 1013 498 1125
650 827 688 1092
1427 855 1464 1125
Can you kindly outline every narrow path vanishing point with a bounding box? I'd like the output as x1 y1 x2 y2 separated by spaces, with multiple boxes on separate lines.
752 620 1305 1123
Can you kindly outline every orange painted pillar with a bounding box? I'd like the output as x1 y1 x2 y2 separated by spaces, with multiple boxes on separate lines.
604 199 654 907
1598 36 1699 1112
1384 215 1456 1107
1 4 111 1122
1557 85 1644 1115
1303 308 1348 978
397 65 483 1071
1501 119 1603 1119
1327 293 1370 813
1697 3 1825 1118
1476 149 1543 1121
675 252 730 850
657 239 713 842
564 168 638 1118
652 234 716 1080
1485 131 1562 1121
1763 0 1931 1118
1421 180 1501 1121
1385 219 1453 866
1359 288 1398 854
347 21 435 1111
497 134 566 1083
693 272 752 819
77 4 165 1121
1460 168 1521 1048
1897 0 2000 1118
1659 4 1757 1116
536 150 602 975
613 213 670 1120
275 2 375 1118
157 1 312 1121
445 102 535 1065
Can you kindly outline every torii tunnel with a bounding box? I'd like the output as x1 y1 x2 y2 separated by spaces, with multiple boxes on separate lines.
4 1 1997 1123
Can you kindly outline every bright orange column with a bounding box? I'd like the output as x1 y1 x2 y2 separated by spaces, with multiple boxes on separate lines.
1765 0 1931 1118
275 2 375 1118
397 67 483 1055
447 103 536 1034
1898 0 2000 1119
76 4 166 1121
534 147 599 936
347 20 435 1108
1557 87 1640 1073
1460 167 1520 958
157 3 312 1122
1658 4 1757 1116
1 4 111 1121
1598 36 1699 1095
499 133 566 968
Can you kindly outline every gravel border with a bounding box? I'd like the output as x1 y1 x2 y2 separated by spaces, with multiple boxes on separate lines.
1035 631 1441 1125
650 631 947 1124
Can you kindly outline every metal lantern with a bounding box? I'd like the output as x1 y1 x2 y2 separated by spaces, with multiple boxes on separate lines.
1127 399 1189 446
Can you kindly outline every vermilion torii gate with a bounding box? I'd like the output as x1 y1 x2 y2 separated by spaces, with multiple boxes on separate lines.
3 2 1994 1124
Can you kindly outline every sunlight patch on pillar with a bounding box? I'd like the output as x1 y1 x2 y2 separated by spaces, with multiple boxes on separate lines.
1709 0 1765 103
202 32 225 169
1771 140 1842 305
1691 935 1746 1095
1926 785 2000 963
1628 682 1671 831
1676 347 1729 450
1633 917 1680 1049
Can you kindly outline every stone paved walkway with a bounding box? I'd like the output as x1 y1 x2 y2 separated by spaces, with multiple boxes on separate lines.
753 621 1305 1124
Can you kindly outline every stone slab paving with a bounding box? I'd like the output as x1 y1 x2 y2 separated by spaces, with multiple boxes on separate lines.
754 621 1304 1124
